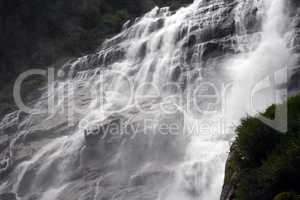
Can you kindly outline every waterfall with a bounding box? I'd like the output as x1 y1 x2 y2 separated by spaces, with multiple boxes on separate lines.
0 0 295 200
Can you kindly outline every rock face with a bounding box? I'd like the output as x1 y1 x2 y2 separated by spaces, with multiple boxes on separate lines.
0 0 194 120
0 193 17 200
220 145 239 200
288 0 300 93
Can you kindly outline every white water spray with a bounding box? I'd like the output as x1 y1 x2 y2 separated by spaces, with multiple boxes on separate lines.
0 0 295 200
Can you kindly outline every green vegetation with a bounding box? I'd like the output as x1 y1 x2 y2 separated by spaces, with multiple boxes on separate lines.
225 94 300 200
273 192 297 200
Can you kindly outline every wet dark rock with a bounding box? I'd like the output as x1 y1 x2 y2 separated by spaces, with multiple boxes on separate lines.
217 16 236 36
184 48 194 64
0 193 17 200
190 25 200 32
0 135 9 154
175 25 188 43
243 9 262 34
138 41 148 60
202 42 223 60
148 18 165 33
199 17 235 44
289 69 300 93
201 40 235 61
0 158 10 179
220 149 238 200
84 129 100 146
84 116 124 150
171 66 182 81
182 34 197 49
288 1 300 95
289 0 300 13
186 35 197 48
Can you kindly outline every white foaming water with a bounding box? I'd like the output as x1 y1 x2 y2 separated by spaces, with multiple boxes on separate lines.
0 0 295 199
228 0 294 123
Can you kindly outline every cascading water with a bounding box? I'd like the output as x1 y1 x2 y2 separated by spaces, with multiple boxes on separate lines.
0 0 296 200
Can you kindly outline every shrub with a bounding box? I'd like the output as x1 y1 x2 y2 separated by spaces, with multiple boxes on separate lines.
229 94 300 200
273 192 297 200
